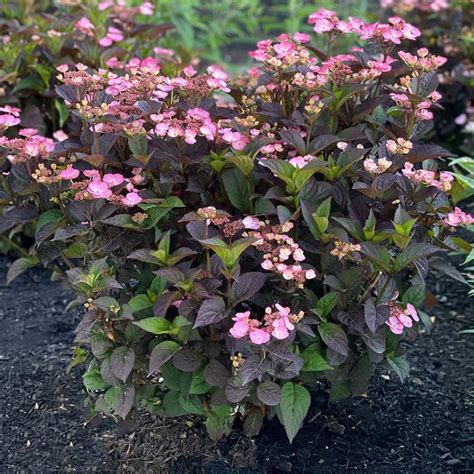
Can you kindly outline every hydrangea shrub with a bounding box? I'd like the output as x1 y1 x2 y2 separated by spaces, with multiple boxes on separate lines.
1 8 473 442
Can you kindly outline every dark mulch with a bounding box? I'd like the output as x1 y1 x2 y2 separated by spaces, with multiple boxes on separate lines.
1 256 473 473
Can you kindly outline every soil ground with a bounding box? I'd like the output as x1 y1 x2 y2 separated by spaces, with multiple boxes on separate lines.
0 256 472 473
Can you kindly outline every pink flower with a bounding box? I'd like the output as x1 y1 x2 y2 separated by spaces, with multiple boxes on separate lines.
139 1 154 15
84 169 100 180
313 19 334 33
261 259 273 270
273 41 295 58
103 173 125 187
386 303 419 335
75 17 95 36
122 192 142 207
305 269 317 280
293 32 310 43
53 130 68 142
249 328 271 345
87 181 112 199
60 167 80 180
242 216 260 230
444 207 474 227
99 27 123 47
0 114 20 129
229 321 249 339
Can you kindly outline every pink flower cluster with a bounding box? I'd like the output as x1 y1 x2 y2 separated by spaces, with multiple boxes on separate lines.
99 27 124 47
229 304 305 345
308 8 420 44
386 302 419 334
402 163 454 191
390 84 441 121
0 128 55 164
0 105 21 130
381 0 449 13
99 0 154 16
243 219 316 288
364 157 392 174
150 107 247 150
85 170 143 206
398 49 447 72
444 207 474 227
75 17 95 37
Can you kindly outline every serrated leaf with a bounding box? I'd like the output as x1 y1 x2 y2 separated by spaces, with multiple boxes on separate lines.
277 382 311 443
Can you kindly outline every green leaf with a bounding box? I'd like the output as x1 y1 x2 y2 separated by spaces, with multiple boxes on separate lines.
129 294 153 313
314 292 339 320
301 343 333 371
228 154 254 176
133 317 176 335
6 257 37 284
205 405 234 441
312 197 331 234
83 367 108 391
36 209 64 233
277 382 311 443
402 286 425 306
360 242 392 272
329 380 351 402
55 99 70 128
386 355 410 382
222 167 253 211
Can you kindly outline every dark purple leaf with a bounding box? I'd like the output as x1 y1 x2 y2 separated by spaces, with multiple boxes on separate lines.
193 297 227 328
231 272 267 304
110 346 135 383
256 381 282 406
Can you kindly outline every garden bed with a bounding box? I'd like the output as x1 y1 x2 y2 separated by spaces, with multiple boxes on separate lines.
0 256 472 473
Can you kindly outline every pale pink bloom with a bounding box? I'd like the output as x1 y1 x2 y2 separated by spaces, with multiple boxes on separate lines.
60 167 80 180
416 109 433 120
153 47 174 56
87 181 112 199
0 114 20 129
139 1 154 15
122 192 142 206
84 169 100 180
273 41 295 58
103 173 125 186
235 311 251 320
261 259 273 270
242 216 260 230
249 328 271 345
75 17 95 36
444 207 474 227
305 269 317 279
272 324 289 340
293 32 310 43
53 130 68 142
289 156 308 169
183 66 197 77
0 105 20 116
229 321 249 339
313 19 334 33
